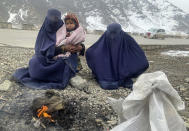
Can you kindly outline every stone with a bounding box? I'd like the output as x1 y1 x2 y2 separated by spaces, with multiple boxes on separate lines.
107 120 117 125
70 75 87 90
185 122 189 129
32 90 64 113
33 119 41 128
95 119 103 123
185 97 189 101
0 80 11 91
177 85 187 92
184 78 189 83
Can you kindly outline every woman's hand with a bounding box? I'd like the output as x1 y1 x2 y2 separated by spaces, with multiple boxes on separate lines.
71 44 82 53
64 44 83 53
62 44 72 52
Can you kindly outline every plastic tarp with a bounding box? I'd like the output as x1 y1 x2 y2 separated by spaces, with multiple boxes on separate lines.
108 71 186 131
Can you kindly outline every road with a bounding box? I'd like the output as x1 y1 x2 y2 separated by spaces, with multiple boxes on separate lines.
0 29 189 48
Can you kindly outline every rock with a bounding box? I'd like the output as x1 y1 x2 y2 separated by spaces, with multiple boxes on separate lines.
107 120 117 125
177 85 186 92
184 78 189 83
185 97 189 101
32 90 64 113
180 111 189 117
95 119 103 126
0 80 11 91
70 75 87 90
33 119 41 128
183 92 189 97
95 119 103 123
185 122 189 129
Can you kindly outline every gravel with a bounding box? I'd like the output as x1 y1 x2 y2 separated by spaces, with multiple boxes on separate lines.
0 46 189 131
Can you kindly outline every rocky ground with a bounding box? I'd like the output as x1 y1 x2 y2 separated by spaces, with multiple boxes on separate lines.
0 46 189 131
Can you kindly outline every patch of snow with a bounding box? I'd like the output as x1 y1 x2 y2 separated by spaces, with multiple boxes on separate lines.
7 11 17 23
112 8 121 15
18 9 28 21
61 12 68 19
86 15 106 31
46 0 52 5
161 50 189 57
7 9 28 23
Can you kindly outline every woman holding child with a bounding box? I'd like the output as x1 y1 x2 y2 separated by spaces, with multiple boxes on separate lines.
13 9 85 89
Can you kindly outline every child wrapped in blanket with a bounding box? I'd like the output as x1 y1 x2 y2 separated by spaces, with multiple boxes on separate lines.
55 13 86 59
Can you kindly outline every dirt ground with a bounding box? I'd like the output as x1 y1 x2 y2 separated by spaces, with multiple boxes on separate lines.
0 45 189 131
0 29 189 49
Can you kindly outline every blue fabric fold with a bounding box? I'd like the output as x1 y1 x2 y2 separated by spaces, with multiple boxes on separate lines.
13 9 78 89
86 23 149 90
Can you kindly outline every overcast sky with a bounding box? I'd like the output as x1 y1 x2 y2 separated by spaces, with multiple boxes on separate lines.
168 0 189 13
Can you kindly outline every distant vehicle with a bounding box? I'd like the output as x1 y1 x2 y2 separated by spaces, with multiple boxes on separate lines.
144 28 166 39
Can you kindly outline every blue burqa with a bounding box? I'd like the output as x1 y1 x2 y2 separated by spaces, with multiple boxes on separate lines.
86 23 149 90
13 9 78 89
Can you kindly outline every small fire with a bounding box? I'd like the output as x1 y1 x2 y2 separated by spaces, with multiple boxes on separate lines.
37 105 55 122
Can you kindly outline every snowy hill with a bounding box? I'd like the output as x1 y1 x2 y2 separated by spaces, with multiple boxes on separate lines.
0 0 189 33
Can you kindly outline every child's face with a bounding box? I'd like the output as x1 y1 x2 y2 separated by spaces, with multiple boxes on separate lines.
65 19 76 31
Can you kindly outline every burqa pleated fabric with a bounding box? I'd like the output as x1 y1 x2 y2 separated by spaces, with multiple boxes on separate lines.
86 23 149 90
13 9 78 89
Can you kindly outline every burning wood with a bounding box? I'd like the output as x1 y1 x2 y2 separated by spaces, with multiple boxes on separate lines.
32 90 64 113
32 90 65 126
37 105 55 122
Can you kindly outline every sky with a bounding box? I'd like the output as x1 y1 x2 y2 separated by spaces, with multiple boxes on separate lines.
168 0 189 13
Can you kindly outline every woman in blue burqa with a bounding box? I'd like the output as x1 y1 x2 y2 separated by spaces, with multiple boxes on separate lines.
86 23 149 90
12 9 85 89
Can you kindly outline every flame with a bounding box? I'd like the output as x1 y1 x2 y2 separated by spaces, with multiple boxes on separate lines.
37 105 55 122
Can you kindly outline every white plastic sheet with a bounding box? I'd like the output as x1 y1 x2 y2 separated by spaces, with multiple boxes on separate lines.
108 71 186 131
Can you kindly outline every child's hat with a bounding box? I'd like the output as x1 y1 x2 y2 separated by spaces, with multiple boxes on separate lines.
64 13 79 27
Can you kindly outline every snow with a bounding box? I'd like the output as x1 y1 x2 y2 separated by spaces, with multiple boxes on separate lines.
86 15 106 31
100 0 188 34
4 0 189 34
123 0 181 33
167 0 189 13
7 8 28 23
7 11 17 23
61 12 68 19
18 9 28 21
161 50 189 57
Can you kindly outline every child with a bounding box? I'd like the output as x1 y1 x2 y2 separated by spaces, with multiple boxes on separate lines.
55 13 86 59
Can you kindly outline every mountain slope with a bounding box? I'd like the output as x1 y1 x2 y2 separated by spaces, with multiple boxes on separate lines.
0 0 189 33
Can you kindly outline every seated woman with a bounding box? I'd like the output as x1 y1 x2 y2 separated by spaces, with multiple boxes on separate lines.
12 9 84 89
86 23 149 90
